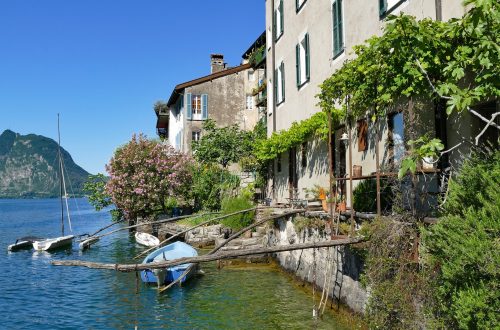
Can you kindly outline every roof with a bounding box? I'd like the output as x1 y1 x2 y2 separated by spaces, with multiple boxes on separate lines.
167 63 252 106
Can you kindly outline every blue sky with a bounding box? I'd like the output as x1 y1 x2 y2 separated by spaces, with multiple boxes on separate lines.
0 1 265 174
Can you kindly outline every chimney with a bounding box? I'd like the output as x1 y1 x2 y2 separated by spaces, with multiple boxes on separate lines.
210 54 226 73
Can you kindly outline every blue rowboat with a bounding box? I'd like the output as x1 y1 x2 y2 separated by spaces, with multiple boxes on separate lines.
140 241 198 286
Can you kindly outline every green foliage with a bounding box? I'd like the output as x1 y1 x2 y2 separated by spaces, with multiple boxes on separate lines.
255 112 329 161
293 215 324 233
220 194 255 230
363 217 426 329
422 150 500 329
192 119 254 168
153 101 169 115
352 179 392 213
191 164 240 211
83 174 112 211
398 136 444 178
248 45 266 66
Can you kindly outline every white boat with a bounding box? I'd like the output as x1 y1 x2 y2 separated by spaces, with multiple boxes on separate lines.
135 232 160 247
32 114 74 252
8 236 43 251
79 236 100 250
33 235 74 251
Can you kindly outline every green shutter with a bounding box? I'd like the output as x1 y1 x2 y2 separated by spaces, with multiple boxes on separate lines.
279 0 284 35
379 0 387 16
280 62 285 101
296 43 301 88
186 93 192 120
332 0 343 56
201 94 208 119
274 68 278 105
273 10 277 40
305 33 310 80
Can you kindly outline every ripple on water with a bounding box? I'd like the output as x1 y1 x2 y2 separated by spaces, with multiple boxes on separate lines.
1 199 353 329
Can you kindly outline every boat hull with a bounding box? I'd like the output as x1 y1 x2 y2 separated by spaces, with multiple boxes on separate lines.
8 240 33 251
140 241 198 285
33 235 74 251
135 232 160 247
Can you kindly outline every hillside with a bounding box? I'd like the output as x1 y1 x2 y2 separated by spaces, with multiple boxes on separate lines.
0 129 90 198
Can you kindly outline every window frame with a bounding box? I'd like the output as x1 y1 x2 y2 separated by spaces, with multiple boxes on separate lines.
246 95 254 110
274 0 284 42
296 33 310 89
379 0 407 19
296 0 307 13
191 130 201 142
191 94 202 120
275 61 285 106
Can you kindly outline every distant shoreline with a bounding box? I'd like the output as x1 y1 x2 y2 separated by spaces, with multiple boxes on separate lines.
0 195 87 200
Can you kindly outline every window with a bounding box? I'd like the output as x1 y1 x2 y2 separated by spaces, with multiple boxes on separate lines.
379 0 405 17
246 95 254 110
357 119 368 151
192 95 202 117
186 93 208 120
275 62 285 105
332 0 344 57
248 70 255 81
296 33 310 88
296 0 306 12
192 130 201 142
273 0 284 41
389 112 405 164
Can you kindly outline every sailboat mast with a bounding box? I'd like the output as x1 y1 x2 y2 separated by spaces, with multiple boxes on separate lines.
58 113 64 236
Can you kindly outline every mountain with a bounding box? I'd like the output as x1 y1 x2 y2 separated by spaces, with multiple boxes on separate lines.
0 129 91 198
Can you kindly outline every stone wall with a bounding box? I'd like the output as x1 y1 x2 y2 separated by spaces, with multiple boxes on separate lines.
264 213 368 313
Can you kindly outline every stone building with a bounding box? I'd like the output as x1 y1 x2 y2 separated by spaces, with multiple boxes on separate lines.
157 54 258 154
264 0 488 208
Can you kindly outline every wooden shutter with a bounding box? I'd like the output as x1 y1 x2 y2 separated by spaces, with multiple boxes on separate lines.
358 119 368 151
201 94 208 119
305 33 310 80
281 62 286 100
296 43 301 88
186 93 192 120
279 0 284 35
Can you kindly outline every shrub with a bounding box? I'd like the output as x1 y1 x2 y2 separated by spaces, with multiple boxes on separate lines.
220 195 255 230
423 150 500 329
353 179 393 213
191 164 240 211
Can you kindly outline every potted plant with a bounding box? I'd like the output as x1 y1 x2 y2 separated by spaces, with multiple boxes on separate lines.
336 195 347 212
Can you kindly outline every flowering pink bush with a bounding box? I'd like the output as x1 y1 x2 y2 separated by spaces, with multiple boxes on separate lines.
105 134 193 220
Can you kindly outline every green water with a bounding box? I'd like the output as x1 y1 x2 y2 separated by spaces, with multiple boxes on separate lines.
2 199 356 329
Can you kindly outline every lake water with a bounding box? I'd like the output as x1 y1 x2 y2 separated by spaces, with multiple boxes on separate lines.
1 199 353 329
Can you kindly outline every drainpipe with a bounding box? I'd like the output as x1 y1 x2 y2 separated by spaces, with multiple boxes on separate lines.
435 0 442 21
271 0 277 201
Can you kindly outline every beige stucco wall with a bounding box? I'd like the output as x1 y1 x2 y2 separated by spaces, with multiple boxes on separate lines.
265 0 465 203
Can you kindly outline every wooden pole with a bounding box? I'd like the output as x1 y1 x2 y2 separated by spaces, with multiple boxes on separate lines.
78 212 219 242
375 119 381 216
157 209 306 293
133 207 260 260
51 237 366 271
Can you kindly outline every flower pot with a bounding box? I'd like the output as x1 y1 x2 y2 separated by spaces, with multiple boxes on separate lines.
353 165 362 178
422 157 435 170
337 201 346 212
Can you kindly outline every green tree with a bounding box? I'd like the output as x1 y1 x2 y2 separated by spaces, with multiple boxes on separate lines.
192 119 254 168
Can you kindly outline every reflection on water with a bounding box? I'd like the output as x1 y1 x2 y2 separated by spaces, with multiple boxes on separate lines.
1 199 353 329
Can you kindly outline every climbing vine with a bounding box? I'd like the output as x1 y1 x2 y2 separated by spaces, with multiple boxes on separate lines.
317 0 499 171
255 111 331 161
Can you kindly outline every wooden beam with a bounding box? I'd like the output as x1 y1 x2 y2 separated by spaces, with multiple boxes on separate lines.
51 237 366 272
